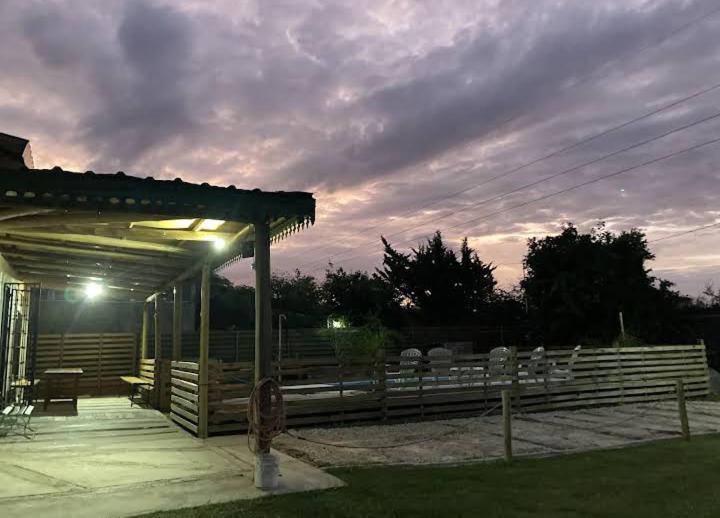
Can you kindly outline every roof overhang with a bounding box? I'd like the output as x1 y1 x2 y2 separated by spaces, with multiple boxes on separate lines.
0 165 315 300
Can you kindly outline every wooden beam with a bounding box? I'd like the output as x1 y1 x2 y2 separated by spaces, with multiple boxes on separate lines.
0 212 172 229
198 261 210 439
0 237 191 263
155 295 162 362
173 283 183 361
147 224 253 301
13 231 193 254
0 208 55 222
0 250 186 277
12 261 172 283
141 303 150 359
96 227 234 242
21 274 152 294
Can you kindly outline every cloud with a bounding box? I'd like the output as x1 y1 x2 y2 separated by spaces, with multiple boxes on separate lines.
1 0 719 295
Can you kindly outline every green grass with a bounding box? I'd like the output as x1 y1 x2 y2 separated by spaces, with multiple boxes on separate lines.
140 435 720 518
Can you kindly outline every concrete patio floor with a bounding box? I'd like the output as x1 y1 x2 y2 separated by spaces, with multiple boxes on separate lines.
274 400 720 467
0 398 343 518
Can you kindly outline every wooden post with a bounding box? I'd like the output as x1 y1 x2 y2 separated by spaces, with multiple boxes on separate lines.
502 389 512 462
172 284 183 361
254 220 273 453
510 346 519 406
377 348 387 420
198 262 211 439
140 302 149 361
676 379 690 441
154 295 161 361
618 311 625 340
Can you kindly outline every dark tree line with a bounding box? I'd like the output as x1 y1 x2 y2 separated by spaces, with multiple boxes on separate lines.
208 224 697 347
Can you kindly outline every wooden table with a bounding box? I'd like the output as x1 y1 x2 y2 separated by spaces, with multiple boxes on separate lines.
42 368 83 410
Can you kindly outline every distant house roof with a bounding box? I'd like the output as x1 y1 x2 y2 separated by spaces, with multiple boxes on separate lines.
0 132 315 298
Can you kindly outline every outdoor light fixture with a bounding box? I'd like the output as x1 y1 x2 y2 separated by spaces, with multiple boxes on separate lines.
84 282 103 299
212 238 226 251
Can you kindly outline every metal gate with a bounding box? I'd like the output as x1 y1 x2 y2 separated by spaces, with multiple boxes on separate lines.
0 283 40 406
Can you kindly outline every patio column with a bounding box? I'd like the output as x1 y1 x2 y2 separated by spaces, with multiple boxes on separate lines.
172 283 183 361
140 302 150 360
253 219 272 453
154 295 161 361
198 261 210 439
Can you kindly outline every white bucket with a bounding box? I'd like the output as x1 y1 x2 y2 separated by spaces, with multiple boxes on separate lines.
254 452 280 489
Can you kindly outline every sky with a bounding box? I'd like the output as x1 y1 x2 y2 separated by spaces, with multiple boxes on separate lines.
1 0 719 297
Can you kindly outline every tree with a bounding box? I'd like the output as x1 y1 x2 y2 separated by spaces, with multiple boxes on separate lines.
321 266 399 326
377 231 496 325
272 269 325 327
521 223 689 345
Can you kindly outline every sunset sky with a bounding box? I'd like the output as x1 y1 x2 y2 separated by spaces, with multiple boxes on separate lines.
1 0 719 296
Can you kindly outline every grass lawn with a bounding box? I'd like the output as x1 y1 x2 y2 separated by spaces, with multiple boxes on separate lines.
139 435 720 518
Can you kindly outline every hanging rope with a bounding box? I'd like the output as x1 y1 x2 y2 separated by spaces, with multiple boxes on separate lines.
247 377 285 453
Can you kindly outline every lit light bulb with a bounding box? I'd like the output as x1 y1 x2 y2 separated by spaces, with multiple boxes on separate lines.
212 238 226 251
85 282 103 299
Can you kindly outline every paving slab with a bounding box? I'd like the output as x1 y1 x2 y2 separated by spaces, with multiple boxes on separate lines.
0 398 343 518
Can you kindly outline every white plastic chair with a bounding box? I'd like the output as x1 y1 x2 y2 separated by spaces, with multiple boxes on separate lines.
428 347 453 381
526 346 546 380
399 348 423 379
488 346 510 377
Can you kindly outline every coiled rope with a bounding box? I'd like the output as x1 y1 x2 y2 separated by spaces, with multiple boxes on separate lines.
247 377 285 453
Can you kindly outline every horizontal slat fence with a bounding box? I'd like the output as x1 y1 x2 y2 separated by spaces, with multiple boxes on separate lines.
36 333 136 396
160 326 525 363
203 344 709 436
170 361 200 434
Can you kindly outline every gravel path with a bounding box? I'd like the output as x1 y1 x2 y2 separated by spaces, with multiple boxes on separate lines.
274 400 720 467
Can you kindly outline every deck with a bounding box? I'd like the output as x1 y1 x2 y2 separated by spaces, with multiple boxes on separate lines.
0 397 342 518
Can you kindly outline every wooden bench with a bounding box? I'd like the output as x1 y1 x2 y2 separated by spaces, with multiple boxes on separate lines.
1 404 34 438
120 375 154 407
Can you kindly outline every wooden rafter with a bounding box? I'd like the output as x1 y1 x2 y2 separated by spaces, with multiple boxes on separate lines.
11 231 193 254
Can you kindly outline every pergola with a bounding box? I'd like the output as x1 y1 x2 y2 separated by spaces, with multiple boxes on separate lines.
0 136 315 441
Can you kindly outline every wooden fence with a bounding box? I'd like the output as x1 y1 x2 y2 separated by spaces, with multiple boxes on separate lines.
169 361 200 434
158 326 525 362
36 333 136 396
182 344 709 436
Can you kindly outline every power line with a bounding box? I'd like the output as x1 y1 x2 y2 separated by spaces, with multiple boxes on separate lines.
297 109 720 271
308 135 720 271
280 4 720 265
649 221 720 243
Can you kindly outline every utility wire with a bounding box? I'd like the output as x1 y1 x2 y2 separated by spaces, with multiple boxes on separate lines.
649 221 720 243
308 134 720 270
297 110 720 271
280 4 720 266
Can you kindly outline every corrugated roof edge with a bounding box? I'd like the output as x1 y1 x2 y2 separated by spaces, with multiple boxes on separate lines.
0 165 316 224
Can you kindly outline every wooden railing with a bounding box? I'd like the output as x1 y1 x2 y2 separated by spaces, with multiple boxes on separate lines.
170 361 200 434
200 344 709 436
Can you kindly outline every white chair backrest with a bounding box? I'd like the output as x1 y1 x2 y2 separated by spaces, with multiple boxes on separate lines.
399 348 422 375
489 346 510 375
428 347 453 378
527 346 545 376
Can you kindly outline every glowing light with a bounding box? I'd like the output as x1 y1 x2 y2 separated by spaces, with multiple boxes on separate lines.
85 282 103 299
198 219 225 231
212 238 226 251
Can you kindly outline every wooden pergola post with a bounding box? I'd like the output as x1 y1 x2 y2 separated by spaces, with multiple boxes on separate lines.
198 261 210 439
154 295 161 361
254 220 272 453
140 302 150 361
172 283 183 361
